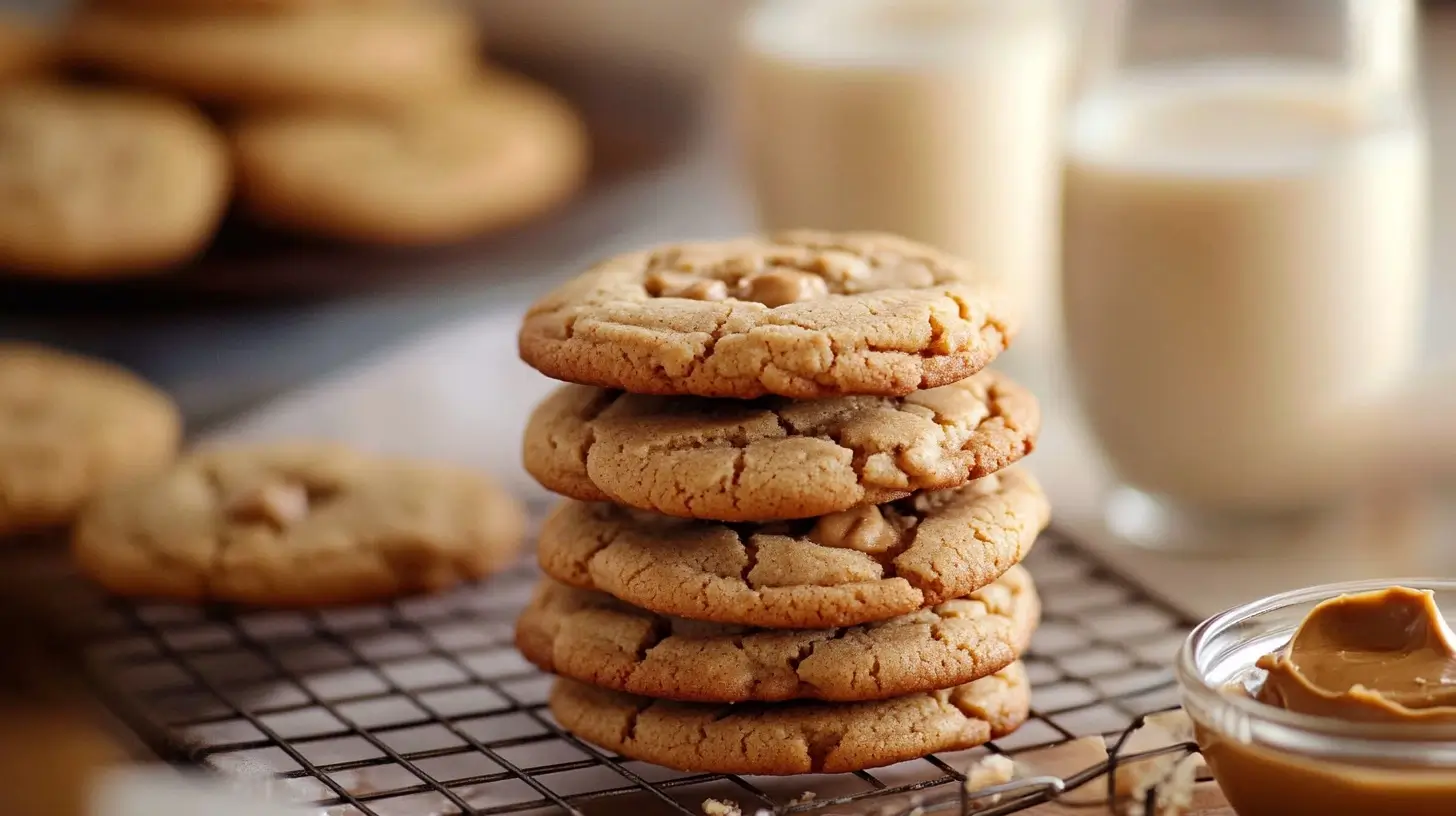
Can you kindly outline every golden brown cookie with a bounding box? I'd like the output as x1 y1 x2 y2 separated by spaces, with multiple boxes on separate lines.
64 3 479 108
524 369 1038 521
0 344 180 537
518 231 1018 399
0 84 229 277
0 14 53 83
550 661 1029 775
231 72 588 245
73 443 526 606
536 468 1048 629
518 564 1038 703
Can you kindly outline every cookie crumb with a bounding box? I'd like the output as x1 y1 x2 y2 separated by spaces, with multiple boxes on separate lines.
787 791 816 805
964 753 1015 795
1010 735 1109 806
1127 752 1203 816
701 798 742 816
1113 710 1196 799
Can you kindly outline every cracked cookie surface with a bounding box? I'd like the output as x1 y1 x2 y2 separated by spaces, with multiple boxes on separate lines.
524 369 1039 520
0 83 230 277
536 468 1048 629
65 3 479 108
72 443 526 606
518 231 1018 399
0 344 180 537
517 564 1037 702
551 661 1028 775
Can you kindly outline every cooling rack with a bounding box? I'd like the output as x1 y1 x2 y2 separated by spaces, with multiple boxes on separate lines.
58 516 1207 816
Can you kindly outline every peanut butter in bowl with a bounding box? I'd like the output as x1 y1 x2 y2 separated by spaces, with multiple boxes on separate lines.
1178 580 1456 816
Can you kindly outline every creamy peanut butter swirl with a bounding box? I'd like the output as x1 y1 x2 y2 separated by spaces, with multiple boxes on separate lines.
1254 587 1456 722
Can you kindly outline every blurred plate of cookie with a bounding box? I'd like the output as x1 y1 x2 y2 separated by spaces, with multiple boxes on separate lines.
0 0 698 305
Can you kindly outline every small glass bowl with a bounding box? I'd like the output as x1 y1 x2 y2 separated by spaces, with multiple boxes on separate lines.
1176 578 1456 816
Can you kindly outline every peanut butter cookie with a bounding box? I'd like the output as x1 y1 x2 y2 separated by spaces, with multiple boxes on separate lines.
536 468 1048 629
550 661 1029 775
232 72 588 245
0 15 53 83
73 443 526 606
518 231 1018 399
518 564 1037 703
65 3 479 108
0 84 229 277
0 344 180 537
524 369 1038 520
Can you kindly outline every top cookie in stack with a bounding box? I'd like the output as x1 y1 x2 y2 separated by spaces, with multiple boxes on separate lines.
516 231 1049 776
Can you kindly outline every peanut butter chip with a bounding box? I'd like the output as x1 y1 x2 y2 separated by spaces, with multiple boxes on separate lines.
228 482 310 528
808 505 902 555
645 270 728 301
736 267 829 307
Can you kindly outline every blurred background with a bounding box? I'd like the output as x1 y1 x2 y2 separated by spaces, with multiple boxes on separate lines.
5 1 1456 812
0 0 1438 423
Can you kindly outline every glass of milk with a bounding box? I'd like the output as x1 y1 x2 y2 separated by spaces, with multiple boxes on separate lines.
735 0 1071 369
1062 0 1430 549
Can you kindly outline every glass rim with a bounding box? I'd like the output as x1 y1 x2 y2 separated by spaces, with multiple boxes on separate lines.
1176 577 1456 747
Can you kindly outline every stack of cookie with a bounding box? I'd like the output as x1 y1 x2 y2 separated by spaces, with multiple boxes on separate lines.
515 231 1050 775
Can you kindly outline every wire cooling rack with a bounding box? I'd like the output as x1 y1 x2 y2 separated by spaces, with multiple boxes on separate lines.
56 516 1205 816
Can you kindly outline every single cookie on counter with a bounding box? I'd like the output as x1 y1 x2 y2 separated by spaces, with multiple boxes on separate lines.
518 231 1018 399
551 661 1029 775
232 71 588 245
73 443 526 606
0 14 53 83
0 344 180 537
518 564 1038 703
64 2 479 108
524 369 1039 520
536 468 1049 629
0 83 229 277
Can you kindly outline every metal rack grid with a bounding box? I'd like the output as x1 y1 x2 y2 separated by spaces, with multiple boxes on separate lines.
66 523 1206 816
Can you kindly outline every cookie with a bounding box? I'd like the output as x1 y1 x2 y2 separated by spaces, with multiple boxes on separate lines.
536 468 1048 629
518 231 1017 399
231 71 588 245
0 84 229 277
64 3 479 108
0 15 53 83
551 661 1029 775
518 564 1037 703
72 443 526 606
524 369 1038 521
0 344 180 537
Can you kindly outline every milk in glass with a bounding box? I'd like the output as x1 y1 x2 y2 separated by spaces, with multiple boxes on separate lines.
738 0 1069 356
1063 64 1428 514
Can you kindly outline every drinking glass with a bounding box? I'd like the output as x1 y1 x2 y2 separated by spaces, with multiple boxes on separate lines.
1061 0 1429 550
735 0 1072 364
